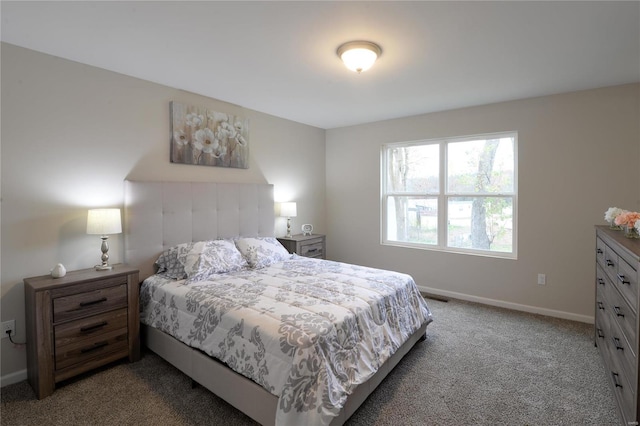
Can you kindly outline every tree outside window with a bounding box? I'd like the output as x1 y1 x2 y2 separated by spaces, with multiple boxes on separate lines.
382 132 517 258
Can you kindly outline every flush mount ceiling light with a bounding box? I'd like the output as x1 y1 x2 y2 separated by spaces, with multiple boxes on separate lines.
337 41 382 73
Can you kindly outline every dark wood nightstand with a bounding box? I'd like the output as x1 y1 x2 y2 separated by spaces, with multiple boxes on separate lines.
24 265 140 399
277 234 326 259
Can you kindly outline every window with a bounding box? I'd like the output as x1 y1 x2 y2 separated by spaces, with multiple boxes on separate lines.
381 132 517 258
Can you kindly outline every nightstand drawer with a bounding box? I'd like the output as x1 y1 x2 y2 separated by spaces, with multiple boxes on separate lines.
301 242 324 258
54 308 128 349
55 328 128 370
53 283 127 323
278 234 326 259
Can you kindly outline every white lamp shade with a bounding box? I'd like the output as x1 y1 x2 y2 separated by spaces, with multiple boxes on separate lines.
87 208 122 235
280 202 297 218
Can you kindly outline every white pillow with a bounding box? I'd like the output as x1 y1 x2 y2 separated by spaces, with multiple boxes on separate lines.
235 237 291 269
183 239 249 282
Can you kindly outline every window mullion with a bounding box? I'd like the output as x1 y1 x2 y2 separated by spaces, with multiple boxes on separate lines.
440 140 447 247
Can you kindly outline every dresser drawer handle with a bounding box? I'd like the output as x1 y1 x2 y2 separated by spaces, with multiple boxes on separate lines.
597 302 605 311
612 337 624 351
80 341 108 353
79 297 108 307
617 274 630 285
597 328 605 339
597 278 605 286
614 306 624 317
80 321 108 333
596 248 603 254
606 259 615 267
611 372 623 389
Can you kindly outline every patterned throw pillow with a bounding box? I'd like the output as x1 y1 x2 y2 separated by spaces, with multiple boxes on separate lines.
154 242 194 279
235 237 291 269
183 239 249 282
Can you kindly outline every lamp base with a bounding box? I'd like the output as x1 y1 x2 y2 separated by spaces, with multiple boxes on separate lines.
95 264 113 271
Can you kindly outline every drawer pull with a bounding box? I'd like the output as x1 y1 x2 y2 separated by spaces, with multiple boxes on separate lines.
597 278 605 286
79 297 107 307
307 249 318 253
611 372 623 389
606 259 615 267
617 274 630 285
80 321 108 333
597 328 605 339
80 341 108 353
597 301 605 311
596 248 603 254
612 337 624 351
614 306 625 317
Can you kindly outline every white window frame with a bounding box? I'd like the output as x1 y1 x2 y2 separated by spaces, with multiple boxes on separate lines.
381 131 518 259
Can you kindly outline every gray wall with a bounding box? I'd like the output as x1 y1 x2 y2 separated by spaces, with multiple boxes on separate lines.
326 83 640 321
0 43 326 382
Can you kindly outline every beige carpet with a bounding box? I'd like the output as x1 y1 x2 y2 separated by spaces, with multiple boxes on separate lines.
1 298 619 425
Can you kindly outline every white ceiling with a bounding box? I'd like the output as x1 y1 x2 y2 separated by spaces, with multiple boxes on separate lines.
2 1 639 129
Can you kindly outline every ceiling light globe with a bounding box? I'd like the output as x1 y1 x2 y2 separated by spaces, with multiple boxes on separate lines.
337 41 382 73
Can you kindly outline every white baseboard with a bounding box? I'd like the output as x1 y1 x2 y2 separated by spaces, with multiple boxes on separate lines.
419 286 594 324
1 368 27 387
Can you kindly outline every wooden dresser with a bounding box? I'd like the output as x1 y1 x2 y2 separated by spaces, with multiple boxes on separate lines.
277 234 326 259
24 265 140 399
595 226 640 425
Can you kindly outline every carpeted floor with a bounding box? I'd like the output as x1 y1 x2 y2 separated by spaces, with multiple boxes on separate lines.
0 298 619 425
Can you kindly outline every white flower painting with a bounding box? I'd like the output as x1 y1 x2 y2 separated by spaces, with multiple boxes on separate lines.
170 101 249 169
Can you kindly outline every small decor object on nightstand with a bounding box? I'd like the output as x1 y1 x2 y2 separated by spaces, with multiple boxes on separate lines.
50 263 66 278
302 224 313 236
86 208 122 271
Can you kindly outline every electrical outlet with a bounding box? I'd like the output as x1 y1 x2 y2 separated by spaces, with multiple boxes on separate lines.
537 274 546 286
2 320 16 338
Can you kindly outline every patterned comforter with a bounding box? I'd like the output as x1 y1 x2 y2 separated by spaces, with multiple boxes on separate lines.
140 256 432 425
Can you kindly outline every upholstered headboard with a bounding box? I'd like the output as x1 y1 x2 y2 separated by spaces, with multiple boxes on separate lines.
123 181 275 280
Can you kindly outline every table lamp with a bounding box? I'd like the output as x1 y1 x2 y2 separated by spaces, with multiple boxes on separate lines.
87 208 122 270
280 202 297 238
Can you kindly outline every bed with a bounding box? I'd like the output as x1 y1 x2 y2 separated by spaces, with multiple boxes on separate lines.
123 181 432 425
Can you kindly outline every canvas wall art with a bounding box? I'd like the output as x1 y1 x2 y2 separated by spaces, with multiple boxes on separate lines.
170 101 249 169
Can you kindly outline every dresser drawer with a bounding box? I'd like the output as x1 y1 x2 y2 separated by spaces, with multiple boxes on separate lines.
605 283 637 353
301 241 324 258
596 237 607 268
53 283 127 323
609 317 637 383
54 308 128 349
606 340 636 425
603 244 620 285
616 257 638 313
55 327 128 371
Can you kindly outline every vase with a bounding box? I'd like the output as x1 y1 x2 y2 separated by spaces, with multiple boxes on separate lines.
51 263 66 278
609 220 622 230
624 225 640 239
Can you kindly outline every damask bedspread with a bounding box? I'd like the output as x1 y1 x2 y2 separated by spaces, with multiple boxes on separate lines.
140 256 432 425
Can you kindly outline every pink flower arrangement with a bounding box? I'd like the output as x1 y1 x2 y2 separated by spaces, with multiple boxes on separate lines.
614 211 640 228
